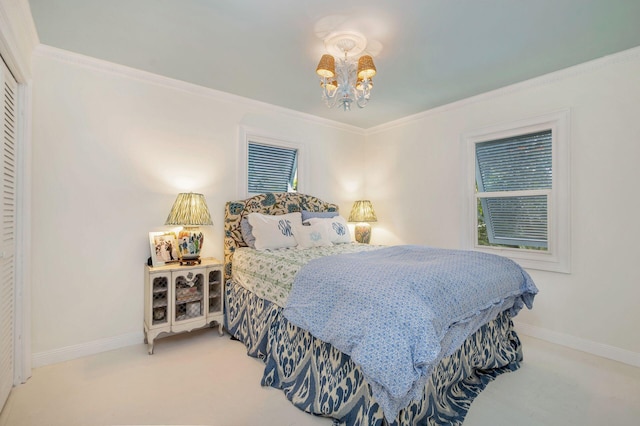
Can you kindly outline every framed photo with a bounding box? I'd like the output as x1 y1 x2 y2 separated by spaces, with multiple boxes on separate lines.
149 232 180 267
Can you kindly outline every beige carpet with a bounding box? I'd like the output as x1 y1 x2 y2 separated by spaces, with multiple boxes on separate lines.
1 328 639 426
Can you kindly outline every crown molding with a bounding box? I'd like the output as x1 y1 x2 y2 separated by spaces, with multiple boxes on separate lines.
32 43 640 137
365 45 640 135
0 0 39 81
34 44 365 135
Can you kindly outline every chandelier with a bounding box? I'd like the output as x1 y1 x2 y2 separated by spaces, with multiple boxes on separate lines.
315 31 377 111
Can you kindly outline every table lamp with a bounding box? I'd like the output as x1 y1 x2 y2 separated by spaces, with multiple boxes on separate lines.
165 192 213 265
348 200 377 244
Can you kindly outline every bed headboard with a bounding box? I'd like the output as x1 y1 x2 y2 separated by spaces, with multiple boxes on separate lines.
223 192 339 281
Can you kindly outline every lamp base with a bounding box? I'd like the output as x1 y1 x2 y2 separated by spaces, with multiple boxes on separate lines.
354 224 372 244
179 257 202 266
177 227 204 262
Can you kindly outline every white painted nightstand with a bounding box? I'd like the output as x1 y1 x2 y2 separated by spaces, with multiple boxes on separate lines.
143 257 224 354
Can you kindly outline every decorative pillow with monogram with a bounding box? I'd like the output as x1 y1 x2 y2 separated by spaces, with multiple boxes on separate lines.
294 221 333 249
247 212 302 250
307 215 351 244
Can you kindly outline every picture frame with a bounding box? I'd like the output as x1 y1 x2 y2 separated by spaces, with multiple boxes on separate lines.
148 231 180 267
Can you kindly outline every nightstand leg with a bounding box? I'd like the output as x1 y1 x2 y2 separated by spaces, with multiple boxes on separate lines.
147 334 155 355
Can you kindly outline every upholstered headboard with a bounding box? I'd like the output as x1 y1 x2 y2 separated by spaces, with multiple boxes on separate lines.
223 192 339 281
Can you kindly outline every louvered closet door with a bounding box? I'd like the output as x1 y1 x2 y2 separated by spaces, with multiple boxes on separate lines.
0 58 17 411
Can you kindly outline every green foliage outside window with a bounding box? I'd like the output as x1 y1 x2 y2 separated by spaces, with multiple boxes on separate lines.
477 198 544 251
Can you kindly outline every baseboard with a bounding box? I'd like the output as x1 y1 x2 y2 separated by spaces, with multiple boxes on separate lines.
31 332 143 368
514 321 640 368
31 324 640 370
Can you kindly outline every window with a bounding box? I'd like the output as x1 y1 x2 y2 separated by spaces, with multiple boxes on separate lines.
463 110 570 273
238 126 304 197
476 130 551 250
247 142 298 193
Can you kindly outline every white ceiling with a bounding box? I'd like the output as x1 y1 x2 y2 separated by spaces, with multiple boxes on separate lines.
28 0 640 129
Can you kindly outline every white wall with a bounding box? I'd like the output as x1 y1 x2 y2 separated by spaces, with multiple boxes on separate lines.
30 42 640 366
30 48 366 361
364 49 640 360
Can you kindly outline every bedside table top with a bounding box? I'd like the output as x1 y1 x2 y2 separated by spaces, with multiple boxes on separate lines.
146 257 222 272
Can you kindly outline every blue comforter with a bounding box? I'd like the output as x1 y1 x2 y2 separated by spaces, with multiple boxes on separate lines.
283 245 538 420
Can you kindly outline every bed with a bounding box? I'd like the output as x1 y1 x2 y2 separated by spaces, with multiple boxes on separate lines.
223 192 537 425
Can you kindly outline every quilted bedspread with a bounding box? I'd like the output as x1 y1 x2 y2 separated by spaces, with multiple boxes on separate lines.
231 244 381 307
283 245 538 420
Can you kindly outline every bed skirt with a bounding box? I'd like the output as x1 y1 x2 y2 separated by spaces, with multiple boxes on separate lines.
225 279 523 426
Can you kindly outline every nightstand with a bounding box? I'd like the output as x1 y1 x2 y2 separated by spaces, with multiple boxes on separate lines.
144 257 224 354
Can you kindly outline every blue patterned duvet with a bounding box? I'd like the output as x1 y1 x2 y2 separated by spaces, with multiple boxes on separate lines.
283 245 538 421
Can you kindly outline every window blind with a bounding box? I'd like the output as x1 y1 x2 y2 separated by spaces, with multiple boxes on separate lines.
476 130 552 248
247 142 298 193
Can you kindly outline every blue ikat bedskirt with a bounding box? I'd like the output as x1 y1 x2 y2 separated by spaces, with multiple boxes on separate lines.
225 279 523 426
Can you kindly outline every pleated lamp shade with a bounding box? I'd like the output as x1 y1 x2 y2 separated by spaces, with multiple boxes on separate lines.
165 193 213 226
348 200 377 223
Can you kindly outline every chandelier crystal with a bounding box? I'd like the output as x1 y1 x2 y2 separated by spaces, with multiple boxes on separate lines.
315 31 377 111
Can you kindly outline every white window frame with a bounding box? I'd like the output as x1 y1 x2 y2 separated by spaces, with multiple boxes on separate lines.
238 125 306 198
462 110 571 273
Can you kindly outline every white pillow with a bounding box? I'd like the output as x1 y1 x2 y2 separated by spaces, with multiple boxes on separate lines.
293 222 333 249
247 212 302 250
308 216 351 244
